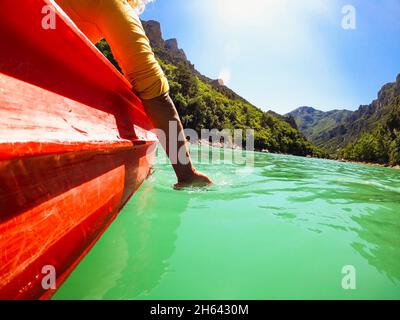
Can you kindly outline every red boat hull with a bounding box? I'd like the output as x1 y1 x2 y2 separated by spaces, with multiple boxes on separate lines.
0 0 157 299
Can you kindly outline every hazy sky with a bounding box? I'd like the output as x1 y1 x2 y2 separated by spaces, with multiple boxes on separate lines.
142 0 400 114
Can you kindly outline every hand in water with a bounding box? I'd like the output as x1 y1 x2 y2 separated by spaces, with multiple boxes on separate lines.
174 170 213 189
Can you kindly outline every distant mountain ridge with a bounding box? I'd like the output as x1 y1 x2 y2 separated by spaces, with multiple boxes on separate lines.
286 106 353 151
287 74 400 164
142 20 188 61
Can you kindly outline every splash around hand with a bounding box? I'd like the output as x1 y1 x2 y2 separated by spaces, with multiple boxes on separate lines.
174 170 213 190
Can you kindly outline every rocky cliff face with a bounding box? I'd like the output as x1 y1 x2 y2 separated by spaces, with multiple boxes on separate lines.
165 38 187 61
142 20 164 48
142 20 252 104
142 20 188 62
97 20 324 157
395 73 400 95
288 107 352 134
267 110 299 130
287 73 400 154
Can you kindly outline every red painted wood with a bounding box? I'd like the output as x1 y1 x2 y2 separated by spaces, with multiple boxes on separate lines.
0 0 158 299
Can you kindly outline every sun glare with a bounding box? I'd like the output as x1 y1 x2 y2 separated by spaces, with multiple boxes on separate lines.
212 0 335 28
218 68 232 86
215 0 289 26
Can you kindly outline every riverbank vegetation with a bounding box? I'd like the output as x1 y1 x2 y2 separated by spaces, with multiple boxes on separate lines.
340 97 400 166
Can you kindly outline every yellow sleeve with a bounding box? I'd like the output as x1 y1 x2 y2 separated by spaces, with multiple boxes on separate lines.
95 0 169 100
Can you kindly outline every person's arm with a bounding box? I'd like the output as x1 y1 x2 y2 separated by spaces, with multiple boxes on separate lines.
94 0 211 187
142 93 212 188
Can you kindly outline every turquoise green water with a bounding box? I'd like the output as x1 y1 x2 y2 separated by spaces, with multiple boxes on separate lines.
54 146 400 300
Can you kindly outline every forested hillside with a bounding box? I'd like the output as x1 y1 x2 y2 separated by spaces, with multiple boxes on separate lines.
287 107 353 150
96 20 323 157
340 96 400 165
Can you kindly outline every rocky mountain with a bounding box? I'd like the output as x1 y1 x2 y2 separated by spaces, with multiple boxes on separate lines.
142 20 253 105
341 76 400 165
164 39 187 61
142 20 188 62
96 20 323 157
141 20 163 47
97 17 399 164
287 74 400 164
141 20 301 133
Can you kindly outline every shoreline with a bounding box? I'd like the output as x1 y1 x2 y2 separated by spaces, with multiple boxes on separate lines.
337 159 400 170
193 139 244 150
191 140 400 170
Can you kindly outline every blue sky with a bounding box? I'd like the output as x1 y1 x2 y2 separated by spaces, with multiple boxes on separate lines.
142 0 400 114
